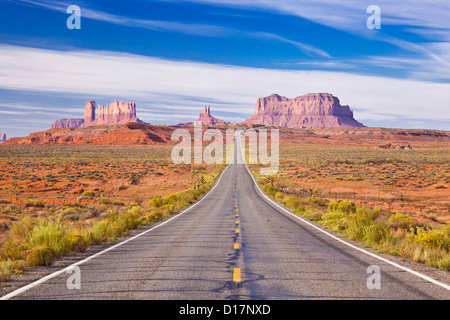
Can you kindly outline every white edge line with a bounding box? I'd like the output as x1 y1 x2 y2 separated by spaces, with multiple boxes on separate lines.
1 164 231 300
243 156 450 292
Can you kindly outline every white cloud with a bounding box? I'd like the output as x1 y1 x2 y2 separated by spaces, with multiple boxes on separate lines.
0 44 449 129
176 0 450 71
19 0 330 58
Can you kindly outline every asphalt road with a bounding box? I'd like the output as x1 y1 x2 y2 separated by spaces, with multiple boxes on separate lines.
2 133 449 300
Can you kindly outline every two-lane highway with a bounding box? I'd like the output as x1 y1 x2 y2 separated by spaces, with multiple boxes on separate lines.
2 132 449 299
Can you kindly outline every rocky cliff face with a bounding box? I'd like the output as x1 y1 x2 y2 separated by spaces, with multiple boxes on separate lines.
51 118 84 129
93 100 143 126
244 93 365 128
178 105 229 125
52 100 144 130
0 131 6 142
84 100 96 126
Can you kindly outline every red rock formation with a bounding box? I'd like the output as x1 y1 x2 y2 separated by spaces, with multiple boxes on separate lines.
84 100 96 126
51 119 84 129
178 105 229 125
51 100 145 130
243 93 365 128
85 100 144 126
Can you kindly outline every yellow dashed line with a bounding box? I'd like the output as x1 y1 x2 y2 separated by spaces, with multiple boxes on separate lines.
234 243 239 249
235 229 240 234
233 268 241 283
236 220 239 224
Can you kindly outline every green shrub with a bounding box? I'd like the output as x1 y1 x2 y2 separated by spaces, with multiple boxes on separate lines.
275 192 284 201
407 227 448 250
97 197 111 204
0 260 14 282
150 196 163 208
306 194 326 206
27 220 72 257
62 214 80 221
112 200 125 206
81 190 96 197
9 217 35 242
283 196 301 210
58 207 79 219
301 207 324 221
25 245 53 267
25 200 46 208
262 184 277 198
389 213 415 230
328 200 356 214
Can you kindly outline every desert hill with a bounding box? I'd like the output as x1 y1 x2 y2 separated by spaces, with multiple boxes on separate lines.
3 123 449 148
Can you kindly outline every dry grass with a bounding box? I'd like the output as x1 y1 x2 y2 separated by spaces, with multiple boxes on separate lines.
253 170 450 272
0 145 225 282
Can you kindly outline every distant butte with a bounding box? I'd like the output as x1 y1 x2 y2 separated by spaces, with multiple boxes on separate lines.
178 105 229 126
242 93 365 128
51 100 145 129
0 130 6 142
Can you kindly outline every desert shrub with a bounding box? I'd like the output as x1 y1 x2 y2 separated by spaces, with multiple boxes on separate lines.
77 190 96 201
389 213 415 230
9 217 35 242
301 207 324 221
320 211 348 231
306 194 326 206
262 184 277 198
437 257 450 271
62 214 80 221
347 219 393 246
97 197 111 204
25 245 53 267
275 192 284 201
58 207 79 218
356 206 381 221
337 200 357 214
112 200 125 206
407 227 448 250
283 196 301 210
27 220 72 257
81 190 96 197
150 196 163 208
25 200 46 208
328 200 356 214
0 260 14 282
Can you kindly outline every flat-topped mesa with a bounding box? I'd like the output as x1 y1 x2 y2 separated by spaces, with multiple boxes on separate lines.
51 119 84 129
51 100 145 129
94 100 142 125
82 100 145 127
178 105 229 126
245 93 365 128
0 130 6 142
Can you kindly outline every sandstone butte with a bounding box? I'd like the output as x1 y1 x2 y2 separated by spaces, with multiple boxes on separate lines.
0 130 6 142
51 100 144 129
178 105 229 126
242 93 365 128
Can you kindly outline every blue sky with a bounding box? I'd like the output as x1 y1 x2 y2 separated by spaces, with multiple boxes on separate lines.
0 0 449 137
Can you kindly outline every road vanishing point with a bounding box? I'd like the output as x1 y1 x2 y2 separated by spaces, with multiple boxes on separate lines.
2 132 449 300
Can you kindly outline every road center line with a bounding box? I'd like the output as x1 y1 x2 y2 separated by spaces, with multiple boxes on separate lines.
233 268 241 283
